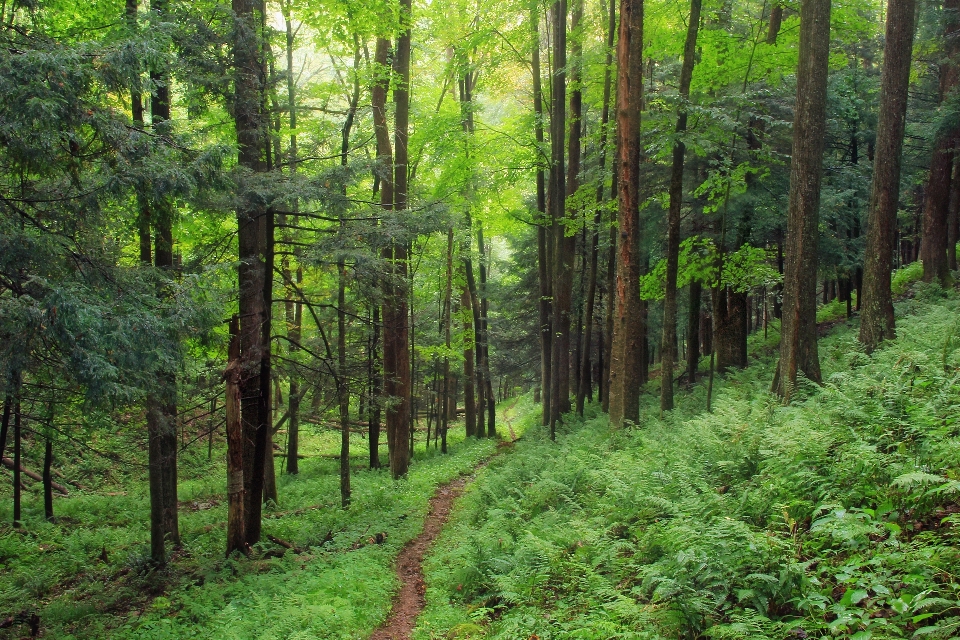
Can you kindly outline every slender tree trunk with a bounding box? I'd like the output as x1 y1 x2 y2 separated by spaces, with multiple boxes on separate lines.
775 0 831 399
461 287 476 437
338 258 351 506
370 37 392 469
43 428 53 521
458 62 478 439
577 0 615 416
477 226 496 437
661 0 701 411
386 1 413 477
859 0 916 352
12 401 20 526
441 227 454 453
921 0 960 286
609 0 644 427
687 279 701 384
548 0 569 435
224 316 247 555
948 143 960 271
532 0 551 424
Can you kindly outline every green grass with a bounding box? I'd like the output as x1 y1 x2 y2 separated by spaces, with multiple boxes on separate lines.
415 283 960 639
0 399 535 639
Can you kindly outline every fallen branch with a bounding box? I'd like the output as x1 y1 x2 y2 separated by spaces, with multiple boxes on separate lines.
1 458 68 495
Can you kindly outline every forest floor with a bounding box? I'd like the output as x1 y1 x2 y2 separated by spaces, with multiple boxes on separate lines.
0 393 538 639
370 397 523 640
413 268 960 639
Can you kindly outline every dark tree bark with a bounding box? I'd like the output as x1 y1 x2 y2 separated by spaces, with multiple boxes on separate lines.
370 37 393 468
12 401 20 526
576 0 616 416
948 144 960 271
0 395 11 462
338 257 350 506
775 0 831 399
385 0 413 478
609 0 645 427
547 0 569 436
43 430 53 522
687 279 702 384
441 227 454 453
457 60 478 439
714 286 748 371
859 0 917 352
660 0 702 411
224 316 247 555
530 0 552 423
461 287 476 437
921 0 960 286
477 226 496 437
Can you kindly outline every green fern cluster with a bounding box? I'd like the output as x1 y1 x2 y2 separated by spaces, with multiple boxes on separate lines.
417 288 960 639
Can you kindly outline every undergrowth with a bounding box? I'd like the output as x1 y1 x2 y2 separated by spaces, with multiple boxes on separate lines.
416 281 960 640
0 396 535 638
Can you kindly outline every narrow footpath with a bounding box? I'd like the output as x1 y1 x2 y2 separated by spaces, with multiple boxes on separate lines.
369 399 522 640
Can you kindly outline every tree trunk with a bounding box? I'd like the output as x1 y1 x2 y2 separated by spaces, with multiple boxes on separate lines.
386 1 413 478
775 0 831 399
714 286 748 371
477 226 496 437
225 316 247 555
921 0 960 286
687 279 701 384
859 0 916 351
660 0 701 411
531 1 551 423
609 0 645 427
441 227 454 453
547 0 568 436
339 258 351 506
43 430 53 522
948 142 960 271
12 401 20 526
462 287 476 437
577 0 616 416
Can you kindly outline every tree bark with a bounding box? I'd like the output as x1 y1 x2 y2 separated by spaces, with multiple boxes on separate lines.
441 227 454 453
660 0 701 411
775 0 831 399
386 1 413 478
12 401 20 526
531 1 552 424
477 226 496 437
577 0 615 416
948 142 960 271
224 316 247 555
687 279 701 384
859 0 916 352
609 0 645 427
921 0 960 286
547 0 569 435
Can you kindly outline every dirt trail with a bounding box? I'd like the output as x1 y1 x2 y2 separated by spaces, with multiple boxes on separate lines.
370 398 522 640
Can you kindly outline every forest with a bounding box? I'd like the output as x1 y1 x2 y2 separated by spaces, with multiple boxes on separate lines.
1 0 960 635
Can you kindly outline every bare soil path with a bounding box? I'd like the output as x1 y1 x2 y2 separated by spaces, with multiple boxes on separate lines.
369 397 522 640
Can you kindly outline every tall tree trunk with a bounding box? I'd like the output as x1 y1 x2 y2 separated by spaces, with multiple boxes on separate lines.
233 0 268 544
338 258 351 506
477 226 496 437
775 0 831 399
281 0 302 476
859 0 916 352
461 286 476 437
43 427 53 522
687 279 701 384
370 303 382 466
714 286 748 371
385 1 413 478
577 0 615 416
457 61 479 439
441 227 454 453
224 316 247 555
948 143 960 271
12 400 20 526
660 0 701 411
531 0 552 425
921 0 960 286
608 0 644 427
548 0 569 435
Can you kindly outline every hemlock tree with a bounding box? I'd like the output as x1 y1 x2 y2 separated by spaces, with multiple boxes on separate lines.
775 0 831 399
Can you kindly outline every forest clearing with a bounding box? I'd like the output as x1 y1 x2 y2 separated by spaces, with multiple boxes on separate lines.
2 0 960 636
